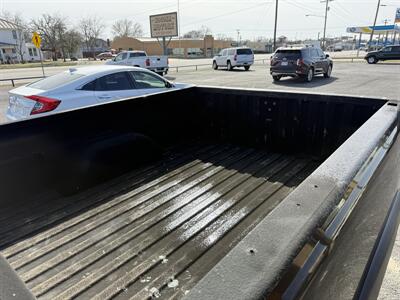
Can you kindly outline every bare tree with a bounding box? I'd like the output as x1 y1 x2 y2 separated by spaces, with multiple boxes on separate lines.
64 30 82 59
1 11 29 63
112 18 143 38
216 33 233 41
79 16 105 59
183 25 212 39
31 14 67 61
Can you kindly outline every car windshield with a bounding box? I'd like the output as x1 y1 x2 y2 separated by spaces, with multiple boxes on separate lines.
274 50 302 59
237 48 253 55
28 72 84 90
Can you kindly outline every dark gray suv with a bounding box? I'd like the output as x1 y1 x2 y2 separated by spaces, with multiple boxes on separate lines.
270 46 333 82
365 46 400 64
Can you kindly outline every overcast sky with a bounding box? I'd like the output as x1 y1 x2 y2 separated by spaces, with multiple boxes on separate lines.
1 0 399 40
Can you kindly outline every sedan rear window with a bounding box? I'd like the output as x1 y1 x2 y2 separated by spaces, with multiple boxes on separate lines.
237 48 253 55
274 50 301 59
28 72 84 90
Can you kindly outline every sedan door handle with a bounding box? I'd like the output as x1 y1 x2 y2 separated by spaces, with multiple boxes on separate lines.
98 95 112 100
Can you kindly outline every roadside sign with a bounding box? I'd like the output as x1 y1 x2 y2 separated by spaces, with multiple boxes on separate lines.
31 32 45 77
32 32 41 48
395 8 400 24
150 12 178 38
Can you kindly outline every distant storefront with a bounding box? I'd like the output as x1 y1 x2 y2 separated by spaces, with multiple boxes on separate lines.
112 35 232 58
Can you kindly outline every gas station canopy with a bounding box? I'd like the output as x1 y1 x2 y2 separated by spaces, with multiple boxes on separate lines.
347 24 400 34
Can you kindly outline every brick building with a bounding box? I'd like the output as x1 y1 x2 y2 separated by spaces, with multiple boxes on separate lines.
111 35 232 58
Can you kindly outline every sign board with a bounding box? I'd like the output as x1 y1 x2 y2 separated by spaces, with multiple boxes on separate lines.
395 7 400 23
32 32 41 48
150 12 178 38
347 25 400 34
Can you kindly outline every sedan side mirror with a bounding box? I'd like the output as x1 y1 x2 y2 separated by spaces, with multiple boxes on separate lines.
325 54 330 58
165 81 173 88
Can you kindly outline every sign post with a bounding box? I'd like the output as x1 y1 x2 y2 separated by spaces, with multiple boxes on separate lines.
150 12 178 56
32 31 45 77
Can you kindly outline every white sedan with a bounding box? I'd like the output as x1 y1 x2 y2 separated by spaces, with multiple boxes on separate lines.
6 65 185 121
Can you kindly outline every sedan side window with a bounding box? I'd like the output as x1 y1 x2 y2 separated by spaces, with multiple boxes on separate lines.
383 47 392 52
130 71 167 89
81 80 96 91
96 72 133 91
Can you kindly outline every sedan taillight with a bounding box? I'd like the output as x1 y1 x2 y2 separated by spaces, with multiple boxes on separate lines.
26 95 61 115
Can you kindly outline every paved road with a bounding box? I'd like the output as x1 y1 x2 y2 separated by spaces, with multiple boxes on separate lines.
166 61 400 100
0 60 399 298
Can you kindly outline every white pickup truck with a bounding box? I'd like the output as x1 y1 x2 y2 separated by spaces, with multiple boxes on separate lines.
106 50 169 76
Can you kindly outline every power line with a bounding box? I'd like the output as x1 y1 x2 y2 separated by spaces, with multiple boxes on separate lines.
180 2 272 28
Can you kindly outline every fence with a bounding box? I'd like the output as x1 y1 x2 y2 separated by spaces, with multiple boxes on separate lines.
0 76 45 87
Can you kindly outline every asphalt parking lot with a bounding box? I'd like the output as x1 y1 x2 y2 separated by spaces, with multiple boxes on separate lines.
165 61 400 100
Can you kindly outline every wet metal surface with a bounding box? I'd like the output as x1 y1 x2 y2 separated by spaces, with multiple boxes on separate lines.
0 144 318 299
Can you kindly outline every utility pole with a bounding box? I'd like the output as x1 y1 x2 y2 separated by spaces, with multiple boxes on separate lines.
369 0 381 51
273 0 279 51
236 29 240 46
178 0 182 56
321 0 333 51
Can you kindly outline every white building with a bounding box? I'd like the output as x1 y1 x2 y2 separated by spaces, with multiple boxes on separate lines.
0 18 42 64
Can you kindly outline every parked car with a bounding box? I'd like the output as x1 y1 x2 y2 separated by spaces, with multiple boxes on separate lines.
212 47 254 71
6 65 186 121
96 52 115 61
270 46 333 82
365 45 400 64
106 51 169 76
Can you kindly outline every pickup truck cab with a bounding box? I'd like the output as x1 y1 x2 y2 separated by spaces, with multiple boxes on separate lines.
365 45 400 64
107 51 169 76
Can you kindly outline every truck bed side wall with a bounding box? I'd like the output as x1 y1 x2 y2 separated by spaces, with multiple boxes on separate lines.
0 87 384 204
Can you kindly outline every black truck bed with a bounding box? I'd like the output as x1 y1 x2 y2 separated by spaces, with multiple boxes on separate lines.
0 143 318 299
1 86 397 300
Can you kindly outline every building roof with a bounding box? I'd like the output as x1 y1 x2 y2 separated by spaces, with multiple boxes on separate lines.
0 18 20 30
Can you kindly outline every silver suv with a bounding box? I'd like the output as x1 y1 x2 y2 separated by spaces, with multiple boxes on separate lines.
213 47 254 71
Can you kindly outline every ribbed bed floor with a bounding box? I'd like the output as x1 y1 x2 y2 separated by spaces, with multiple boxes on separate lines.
0 143 319 300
